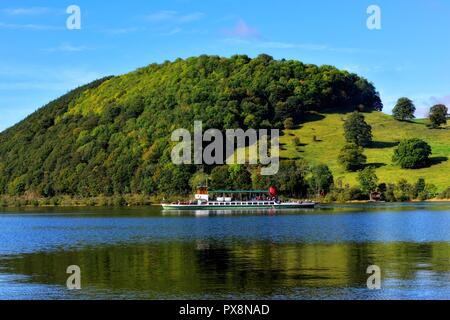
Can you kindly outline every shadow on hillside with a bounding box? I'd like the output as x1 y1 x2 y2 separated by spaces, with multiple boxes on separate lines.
280 156 303 161
280 156 302 161
299 112 326 124
429 156 449 166
426 126 449 130
319 107 378 115
399 119 418 124
368 141 399 149
364 163 387 169
296 143 308 147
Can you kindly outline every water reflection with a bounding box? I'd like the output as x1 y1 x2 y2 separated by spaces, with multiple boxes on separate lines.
163 209 280 217
1 241 449 299
0 203 449 299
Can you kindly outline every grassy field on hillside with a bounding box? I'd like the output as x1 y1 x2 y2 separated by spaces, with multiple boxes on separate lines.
281 112 450 191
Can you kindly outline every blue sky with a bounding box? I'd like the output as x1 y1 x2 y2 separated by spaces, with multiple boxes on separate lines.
1 0 450 131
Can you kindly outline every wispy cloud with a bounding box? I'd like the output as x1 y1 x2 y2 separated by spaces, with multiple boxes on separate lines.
0 22 61 30
101 27 141 35
222 37 360 53
222 19 260 39
0 65 103 131
221 19 359 53
429 94 450 106
0 65 103 91
388 93 450 118
43 43 91 53
145 10 204 24
178 12 204 23
2 7 50 16
160 27 182 36
142 10 205 36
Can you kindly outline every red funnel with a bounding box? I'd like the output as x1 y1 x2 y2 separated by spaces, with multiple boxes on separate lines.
269 186 277 197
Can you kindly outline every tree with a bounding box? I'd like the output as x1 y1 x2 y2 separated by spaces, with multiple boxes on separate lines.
414 178 426 198
395 179 413 201
429 104 448 128
209 166 231 189
393 97 415 121
338 143 367 172
357 167 378 195
189 171 209 191
283 117 294 130
392 138 432 169
309 164 334 197
343 112 373 147
228 164 252 190
274 161 309 197
0 56 385 199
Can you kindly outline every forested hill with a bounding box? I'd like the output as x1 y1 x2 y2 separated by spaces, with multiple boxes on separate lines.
0 54 382 197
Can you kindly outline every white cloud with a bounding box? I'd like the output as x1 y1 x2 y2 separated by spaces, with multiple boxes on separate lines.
221 19 359 53
0 65 103 91
178 12 205 23
222 37 360 53
382 93 450 118
146 10 177 22
0 22 61 30
414 94 450 118
43 43 91 53
101 27 141 35
160 27 182 36
0 64 104 130
2 7 50 16
145 10 204 24
429 94 450 107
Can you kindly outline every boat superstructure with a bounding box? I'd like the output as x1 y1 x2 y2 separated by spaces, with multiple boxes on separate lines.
161 188 317 210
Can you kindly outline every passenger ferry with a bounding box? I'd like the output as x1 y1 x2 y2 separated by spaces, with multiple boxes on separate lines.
161 187 317 210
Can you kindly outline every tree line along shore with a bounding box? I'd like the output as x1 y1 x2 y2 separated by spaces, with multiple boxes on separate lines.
0 55 448 206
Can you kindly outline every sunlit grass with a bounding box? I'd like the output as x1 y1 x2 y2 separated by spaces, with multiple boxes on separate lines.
281 112 450 191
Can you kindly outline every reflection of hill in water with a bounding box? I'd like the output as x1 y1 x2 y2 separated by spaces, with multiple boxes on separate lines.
2 241 450 299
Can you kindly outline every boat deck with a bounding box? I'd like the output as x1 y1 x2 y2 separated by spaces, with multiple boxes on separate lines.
162 201 316 210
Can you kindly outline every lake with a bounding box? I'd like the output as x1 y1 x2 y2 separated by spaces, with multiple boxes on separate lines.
0 203 449 300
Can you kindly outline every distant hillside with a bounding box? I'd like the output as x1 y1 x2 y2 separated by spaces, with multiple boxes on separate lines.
0 54 384 197
281 112 450 190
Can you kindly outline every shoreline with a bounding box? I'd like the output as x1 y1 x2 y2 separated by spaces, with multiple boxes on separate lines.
0 198 449 209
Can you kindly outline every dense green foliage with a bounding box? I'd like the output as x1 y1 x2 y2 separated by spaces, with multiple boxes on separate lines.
338 143 367 172
357 167 378 195
392 138 432 169
343 112 373 147
324 177 440 203
429 104 448 128
393 97 416 121
439 187 450 199
0 55 383 198
309 164 334 196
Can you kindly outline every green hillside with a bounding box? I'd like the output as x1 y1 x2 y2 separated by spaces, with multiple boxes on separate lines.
281 112 450 190
0 54 448 203
0 54 383 199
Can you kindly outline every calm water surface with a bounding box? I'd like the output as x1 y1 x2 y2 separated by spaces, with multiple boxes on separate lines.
0 203 449 300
